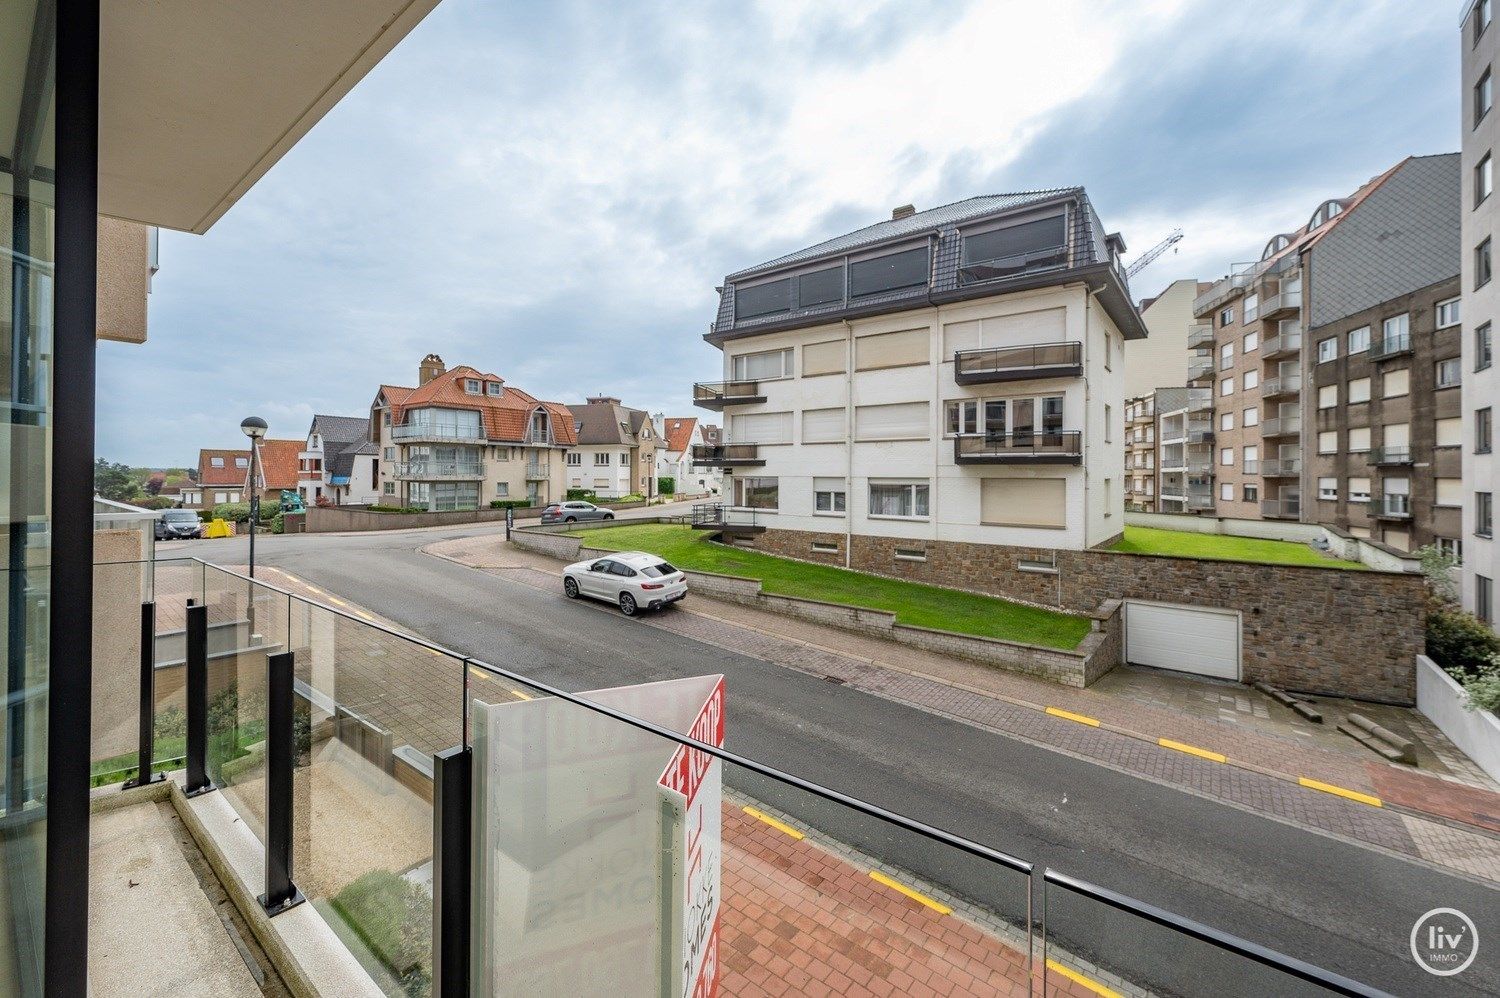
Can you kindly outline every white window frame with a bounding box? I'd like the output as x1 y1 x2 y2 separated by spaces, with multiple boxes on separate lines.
867 480 930 520
1317 337 1338 363
1437 297 1462 329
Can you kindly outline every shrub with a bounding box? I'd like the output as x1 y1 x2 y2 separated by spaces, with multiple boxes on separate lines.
565 488 598 502
1427 605 1500 679
330 870 432 996
617 493 645 504
1415 543 1461 603
271 511 285 534
211 501 252 523
657 476 676 495
489 499 532 509
1460 657 1500 714
367 504 424 514
196 508 215 523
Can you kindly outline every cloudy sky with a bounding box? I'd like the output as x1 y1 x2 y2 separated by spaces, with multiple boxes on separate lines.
99 0 1462 466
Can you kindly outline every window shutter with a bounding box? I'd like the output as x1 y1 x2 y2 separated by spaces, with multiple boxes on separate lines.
802 340 847 376
980 478 1066 528
855 329 930 370
801 408 846 443
731 411 792 443
854 402 929 441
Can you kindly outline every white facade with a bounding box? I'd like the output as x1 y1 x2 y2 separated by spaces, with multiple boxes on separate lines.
564 446 634 497
297 426 380 506
712 284 1125 551
653 416 723 496
1463 0 1498 629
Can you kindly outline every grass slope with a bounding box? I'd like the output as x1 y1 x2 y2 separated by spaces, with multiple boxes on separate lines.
1107 525 1366 569
576 523 1092 650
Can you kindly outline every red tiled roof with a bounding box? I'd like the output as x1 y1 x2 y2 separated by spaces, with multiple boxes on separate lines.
664 416 698 456
386 366 578 446
197 448 250 486
254 439 303 490
378 384 416 407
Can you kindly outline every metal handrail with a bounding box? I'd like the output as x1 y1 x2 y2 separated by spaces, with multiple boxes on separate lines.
692 380 761 401
952 341 1081 377
1372 332 1412 358
955 431 1082 460
395 461 484 478
391 423 486 442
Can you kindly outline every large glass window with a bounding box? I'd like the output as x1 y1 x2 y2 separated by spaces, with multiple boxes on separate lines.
733 476 779 510
797 266 843 308
868 482 930 518
734 277 791 320
961 214 1067 274
729 347 792 381
849 246 929 298
404 406 481 438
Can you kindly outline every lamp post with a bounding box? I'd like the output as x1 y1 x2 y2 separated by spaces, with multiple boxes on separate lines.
241 416 268 578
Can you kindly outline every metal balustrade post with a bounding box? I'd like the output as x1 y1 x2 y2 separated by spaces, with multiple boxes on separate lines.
260 650 304 916
123 602 163 789
432 745 472 998
183 601 216 797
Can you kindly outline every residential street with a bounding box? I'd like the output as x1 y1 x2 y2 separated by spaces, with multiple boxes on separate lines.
166 524 1500 996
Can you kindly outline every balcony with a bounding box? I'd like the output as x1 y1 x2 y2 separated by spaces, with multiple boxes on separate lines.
1187 357 1215 383
393 460 484 480
1369 446 1413 466
1259 288 1302 320
1129 407 1155 425
1369 494 1413 519
1186 428 1215 445
1261 497 1302 519
391 422 486 443
1186 389 1213 412
1371 332 1413 360
1262 415 1301 437
952 341 1083 384
526 462 550 479
693 380 766 410
1242 459 1260 475
953 431 1082 464
1260 373 1301 398
1185 456 1212 474
1187 324 1215 349
1261 457 1300 477
689 501 765 534
691 442 766 467
1262 328 1302 359
1187 492 1215 511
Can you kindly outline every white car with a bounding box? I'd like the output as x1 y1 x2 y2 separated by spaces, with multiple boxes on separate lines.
562 551 687 615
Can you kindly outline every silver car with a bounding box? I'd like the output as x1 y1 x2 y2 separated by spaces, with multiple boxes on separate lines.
562 551 687 615
540 500 616 524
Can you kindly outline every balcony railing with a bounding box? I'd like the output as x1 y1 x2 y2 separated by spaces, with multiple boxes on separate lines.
391 422 486 443
1242 459 1260 475
526 462 550 479
1371 332 1413 360
1259 288 1302 319
1261 497 1301 519
1260 373 1301 398
953 431 1082 464
1261 457 1300 477
1261 328 1302 358
1186 389 1213 412
692 380 766 410
1369 446 1412 466
952 341 1082 384
691 442 766 467
1369 494 1413 519
1262 415 1301 436
393 460 484 480
1187 358 1215 382
1187 429 1215 445
1187 492 1215 511
1187 324 1215 349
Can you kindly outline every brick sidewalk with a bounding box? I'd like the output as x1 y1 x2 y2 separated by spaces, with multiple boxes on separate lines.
427 536 1500 883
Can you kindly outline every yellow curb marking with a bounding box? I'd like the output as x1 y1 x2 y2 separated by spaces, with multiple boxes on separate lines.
742 806 803 841
869 871 952 915
1047 959 1123 998
1158 738 1227 763
1045 706 1100 727
510 689 534 701
1298 777 1382 807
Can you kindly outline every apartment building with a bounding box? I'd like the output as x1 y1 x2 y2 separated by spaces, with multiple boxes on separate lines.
565 396 658 498
1192 154 1462 550
1464 0 1498 627
695 190 1143 568
369 355 576 510
1123 279 1206 397
1123 393 1157 511
296 414 380 505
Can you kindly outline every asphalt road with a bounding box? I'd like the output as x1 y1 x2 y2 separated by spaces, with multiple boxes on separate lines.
166 525 1500 996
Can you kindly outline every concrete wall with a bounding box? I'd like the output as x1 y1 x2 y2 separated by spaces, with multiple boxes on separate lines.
96 216 150 345
306 504 540 533
1417 654 1500 781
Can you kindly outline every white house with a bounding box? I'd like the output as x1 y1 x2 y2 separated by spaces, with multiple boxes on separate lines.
297 414 381 505
654 415 721 497
693 191 1145 572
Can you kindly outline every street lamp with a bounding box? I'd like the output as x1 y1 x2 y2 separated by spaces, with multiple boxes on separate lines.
241 416 268 578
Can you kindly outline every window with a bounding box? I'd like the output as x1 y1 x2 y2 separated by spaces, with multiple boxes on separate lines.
731 410 793 443
383 446 394 460
733 477 779 510
1479 407 1493 454
214 491 228 504
1219 306 1235 327
1479 322 1494 371
1438 417 1463 447
1437 537 1463 564
1478 238 1493 289
1479 576 1495 626
802 339 846 376
1220 447 1233 466
1243 444 1258 468
980 478 1066 528
1348 377 1371 403
1219 343 1233 370
1437 358 1462 388
1219 376 1234 397
464 378 481 394
1243 294 1259 323
855 328 929 369
730 347 793 381
1220 412 1234 431
1349 477 1372 503
1243 330 1259 352
1437 478 1463 508
1317 477 1338 501
868 481 929 518
962 214 1068 271
801 407 846 443
1243 406 1259 427
1479 155 1494 206
1220 482 1234 501
486 381 503 396
944 399 979 437
235 457 248 468
1348 426 1371 452
210 457 225 468
1347 326 1370 354
849 246 929 298
854 401 929 441
1478 492 1494 538
1318 384 1337 410
1382 368 1409 398
1243 484 1258 503
495 482 509 497
1104 404 1112 443
1318 430 1338 454
1477 68 1494 127
1317 337 1338 363
734 277 791 320
594 453 610 466
1480 0 1494 45
798 266 844 309
1242 370 1259 391
566 453 582 466
813 477 846 514
383 481 395 495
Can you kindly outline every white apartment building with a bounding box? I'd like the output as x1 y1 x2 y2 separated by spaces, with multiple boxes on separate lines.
695 192 1143 566
1464 0 1498 628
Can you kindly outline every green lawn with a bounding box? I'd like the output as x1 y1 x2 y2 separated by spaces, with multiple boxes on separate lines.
575 523 1093 650
1107 526 1366 569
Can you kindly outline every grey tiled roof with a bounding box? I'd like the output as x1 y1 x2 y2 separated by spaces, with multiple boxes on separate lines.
310 414 370 448
729 189 1081 279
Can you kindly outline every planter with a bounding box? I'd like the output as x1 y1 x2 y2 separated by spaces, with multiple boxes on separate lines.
1416 654 1500 782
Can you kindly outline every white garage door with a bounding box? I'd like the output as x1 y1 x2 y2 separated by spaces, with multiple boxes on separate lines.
1124 601 1240 680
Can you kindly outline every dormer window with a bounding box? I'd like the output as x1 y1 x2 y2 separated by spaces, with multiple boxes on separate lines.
959 213 1068 284
486 382 502 396
235 457 248 469
620 421 630 436
464 378 481 394
529 409 550 442
210 457 225 468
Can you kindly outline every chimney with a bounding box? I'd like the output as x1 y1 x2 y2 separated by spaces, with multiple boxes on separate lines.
891 204 916 220
418 353 446 386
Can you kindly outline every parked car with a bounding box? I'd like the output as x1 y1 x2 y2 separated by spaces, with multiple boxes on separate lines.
155 508 203 540
562 552 686 615
540 500 615 524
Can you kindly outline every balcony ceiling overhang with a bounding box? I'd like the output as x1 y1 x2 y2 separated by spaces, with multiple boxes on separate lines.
99 0 439 234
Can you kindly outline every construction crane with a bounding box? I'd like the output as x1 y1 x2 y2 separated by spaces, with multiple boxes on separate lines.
1125 228 1184 278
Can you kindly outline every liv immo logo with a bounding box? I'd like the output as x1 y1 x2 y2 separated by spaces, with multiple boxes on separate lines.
1411 908 1478 977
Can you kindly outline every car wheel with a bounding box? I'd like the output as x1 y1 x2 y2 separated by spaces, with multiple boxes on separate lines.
563 577 580 599
618 592 638 616
603 513 614 520
564 516 577 523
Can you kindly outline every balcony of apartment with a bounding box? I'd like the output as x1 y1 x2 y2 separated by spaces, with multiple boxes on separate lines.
1186 388 1213 413
689 501 765 534
1186 489 1215 511
691 442 766 467
1371 331 1413 361
390 422 487 444
1369 446 1413 466
1368 494 1413 520
1242 459 1260 475
1260 371 1301 399
1260 457 1300 477
1262 415 1302 437
1258 287 1302 321
952 341 1082 385
1186 427 1215 445
525 461 551 479
393 459 484 481
1261 497 1302 519
1187 356 1216 383
1184 454 1212 475
1261 325 1302 359
692 380 766 410
1187 324 1216 349
953 431 1082 465
1128 405 1156 425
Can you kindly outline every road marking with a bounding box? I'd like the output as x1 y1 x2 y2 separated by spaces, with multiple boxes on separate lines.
303 584 324 595
353 609 376 621
1298 777 1382 807
742 806 803 841
1158 738 1227 763
868 871 952 915
1045 706 1100 727
1046 959 1123 998
326 596 348 607
510 689 534 701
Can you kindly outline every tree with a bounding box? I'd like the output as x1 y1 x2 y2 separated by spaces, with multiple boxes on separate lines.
144 472 165 496
93 459 136 502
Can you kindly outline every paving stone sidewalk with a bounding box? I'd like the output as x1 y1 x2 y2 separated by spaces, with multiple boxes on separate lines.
426 536 1500 883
